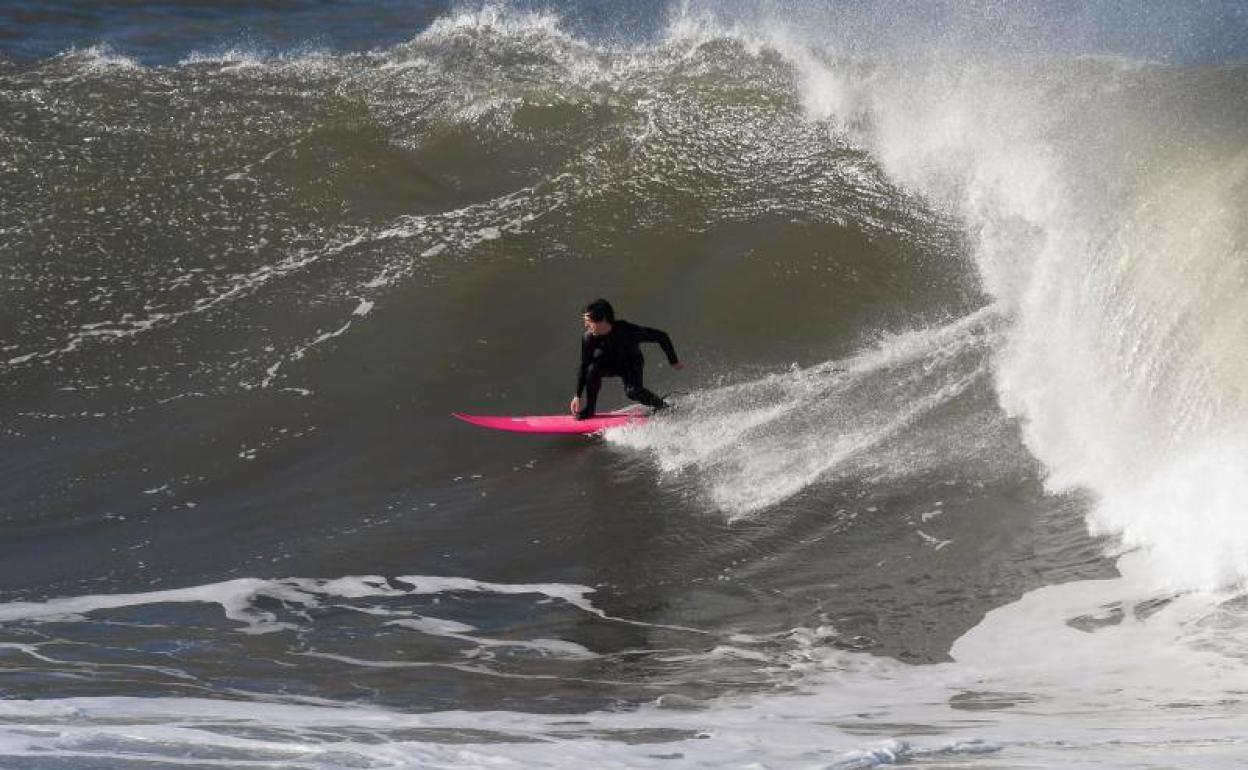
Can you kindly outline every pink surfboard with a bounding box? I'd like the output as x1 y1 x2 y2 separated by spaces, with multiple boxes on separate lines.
452 405 649 435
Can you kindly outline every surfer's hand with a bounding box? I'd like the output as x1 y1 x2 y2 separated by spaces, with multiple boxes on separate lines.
570 396 581 415
672 361 685 370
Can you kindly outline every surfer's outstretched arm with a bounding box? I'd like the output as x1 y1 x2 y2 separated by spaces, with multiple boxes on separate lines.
636 325 680 366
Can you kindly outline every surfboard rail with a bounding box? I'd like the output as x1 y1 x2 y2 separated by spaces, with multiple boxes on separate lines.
452 406 648 435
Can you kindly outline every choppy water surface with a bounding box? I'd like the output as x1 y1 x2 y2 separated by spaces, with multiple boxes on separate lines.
3 2 1248 767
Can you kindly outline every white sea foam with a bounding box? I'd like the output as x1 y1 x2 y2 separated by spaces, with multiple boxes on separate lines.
710 14 1248 590
0 574 601 634
2 567 1245 767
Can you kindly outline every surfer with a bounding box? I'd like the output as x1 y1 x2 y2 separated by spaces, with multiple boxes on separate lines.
571 298 684 420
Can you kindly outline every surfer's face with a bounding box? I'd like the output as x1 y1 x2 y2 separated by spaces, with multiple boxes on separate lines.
582 313 611 336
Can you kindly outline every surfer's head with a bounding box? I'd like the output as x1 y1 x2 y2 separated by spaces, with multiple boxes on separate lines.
582 298 614 335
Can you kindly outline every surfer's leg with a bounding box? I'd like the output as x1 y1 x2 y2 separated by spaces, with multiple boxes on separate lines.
622 363 667 410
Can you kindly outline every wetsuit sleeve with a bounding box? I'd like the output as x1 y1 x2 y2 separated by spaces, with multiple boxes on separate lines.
637 325 679 365
575 335 592 396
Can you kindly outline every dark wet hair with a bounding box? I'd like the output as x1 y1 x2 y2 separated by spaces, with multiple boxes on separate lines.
583 298 614 323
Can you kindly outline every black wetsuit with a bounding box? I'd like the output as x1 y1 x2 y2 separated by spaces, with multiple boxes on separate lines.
575 320 678 418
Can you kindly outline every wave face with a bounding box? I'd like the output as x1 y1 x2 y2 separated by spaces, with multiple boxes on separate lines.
3 2 1248 768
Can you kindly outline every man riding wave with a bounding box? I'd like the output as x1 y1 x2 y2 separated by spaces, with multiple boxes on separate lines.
571 298 684 420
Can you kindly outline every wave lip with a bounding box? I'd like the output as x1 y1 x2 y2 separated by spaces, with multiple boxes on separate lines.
51 43 142 72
